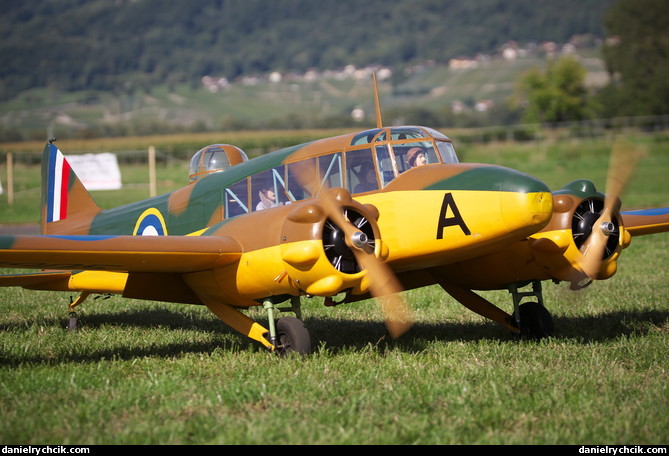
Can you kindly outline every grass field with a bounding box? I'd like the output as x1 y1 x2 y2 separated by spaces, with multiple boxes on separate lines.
0 132 668 445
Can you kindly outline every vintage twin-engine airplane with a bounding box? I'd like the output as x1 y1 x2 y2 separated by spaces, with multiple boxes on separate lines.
1 85 668 355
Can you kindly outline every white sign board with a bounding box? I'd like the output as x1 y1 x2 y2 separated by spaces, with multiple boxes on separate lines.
65 153 122 190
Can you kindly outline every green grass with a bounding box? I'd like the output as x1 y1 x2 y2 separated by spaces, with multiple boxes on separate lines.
1 133 668 444
1 236 667 444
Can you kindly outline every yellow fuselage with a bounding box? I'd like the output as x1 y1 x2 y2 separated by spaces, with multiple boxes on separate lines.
188 187 553 305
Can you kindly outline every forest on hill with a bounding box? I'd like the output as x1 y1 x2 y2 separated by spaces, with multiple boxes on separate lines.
1 0 667 141
0 0 615 98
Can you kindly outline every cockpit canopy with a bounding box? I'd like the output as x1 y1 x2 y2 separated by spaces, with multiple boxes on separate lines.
346 126 458 187
189 144 249 183
220 126 460 218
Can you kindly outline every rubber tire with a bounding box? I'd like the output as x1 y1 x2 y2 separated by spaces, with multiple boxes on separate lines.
276 317 312 355
518 302 554 340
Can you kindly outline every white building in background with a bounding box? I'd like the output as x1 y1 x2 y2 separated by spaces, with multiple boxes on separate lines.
351 107 365 122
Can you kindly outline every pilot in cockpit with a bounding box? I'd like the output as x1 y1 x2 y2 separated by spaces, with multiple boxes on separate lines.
354 162 379 193
406 147 427 168
256 187 277 211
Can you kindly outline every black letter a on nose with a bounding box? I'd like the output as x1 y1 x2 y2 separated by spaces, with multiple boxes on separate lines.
436 193 471 239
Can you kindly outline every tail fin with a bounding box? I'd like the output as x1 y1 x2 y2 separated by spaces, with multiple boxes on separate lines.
41 141 101 235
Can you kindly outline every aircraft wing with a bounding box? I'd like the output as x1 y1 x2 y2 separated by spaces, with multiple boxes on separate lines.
0 270 72 288
0 234 241 273
621 208 669 236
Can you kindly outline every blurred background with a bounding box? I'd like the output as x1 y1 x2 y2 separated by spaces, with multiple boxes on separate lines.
1 0 666 141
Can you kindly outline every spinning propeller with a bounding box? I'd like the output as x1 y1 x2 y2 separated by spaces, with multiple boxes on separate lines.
317 188 413 339
577 140 643 280
285 72 413 339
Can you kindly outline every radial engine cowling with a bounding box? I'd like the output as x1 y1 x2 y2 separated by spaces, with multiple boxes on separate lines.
279 189 387 297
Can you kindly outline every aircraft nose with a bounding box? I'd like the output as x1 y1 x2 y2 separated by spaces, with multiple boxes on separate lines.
500 187 553 233
423 164 553 233
495 168 553 233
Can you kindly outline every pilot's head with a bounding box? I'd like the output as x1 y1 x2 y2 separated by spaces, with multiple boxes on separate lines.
261 187 275 200
406 147 426 167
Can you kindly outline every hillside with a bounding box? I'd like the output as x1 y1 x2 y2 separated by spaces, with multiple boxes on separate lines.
1 0 615 94
0 48 610 142
0 0 617 140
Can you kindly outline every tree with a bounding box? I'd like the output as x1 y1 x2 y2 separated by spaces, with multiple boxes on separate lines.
599 0 669 117
513 56 589 124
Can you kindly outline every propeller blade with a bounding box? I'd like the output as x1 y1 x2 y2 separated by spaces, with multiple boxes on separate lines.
318 188 414 338
578 140 643 279
578 207 613 279
353 242 413 339
290 157 414 338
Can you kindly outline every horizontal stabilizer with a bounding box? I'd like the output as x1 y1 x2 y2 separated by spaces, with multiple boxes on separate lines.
0 234 241 273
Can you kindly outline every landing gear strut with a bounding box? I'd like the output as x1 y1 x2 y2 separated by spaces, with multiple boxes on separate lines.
435 276 555 340
263 296 312 355
508 281 554 339
67 292 90 331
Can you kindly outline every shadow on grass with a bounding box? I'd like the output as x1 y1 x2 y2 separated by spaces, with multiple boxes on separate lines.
310 309 669 353
1 307 667 365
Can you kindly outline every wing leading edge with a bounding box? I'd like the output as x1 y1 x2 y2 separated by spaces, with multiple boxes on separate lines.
0 234 241 273
622 208 669 237
0 270 72 289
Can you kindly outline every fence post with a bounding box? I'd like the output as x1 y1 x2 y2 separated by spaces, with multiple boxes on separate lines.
6 151 13 205
148 145 156 198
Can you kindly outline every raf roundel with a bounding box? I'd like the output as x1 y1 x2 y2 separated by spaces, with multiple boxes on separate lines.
133 208 168 236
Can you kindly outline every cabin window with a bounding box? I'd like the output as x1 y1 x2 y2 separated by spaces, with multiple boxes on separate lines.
251 166 289 211
346 148 378 194
375 145 395 188
225 179 249 218
286 158 317 201
319 153 343 190
284 155 343 201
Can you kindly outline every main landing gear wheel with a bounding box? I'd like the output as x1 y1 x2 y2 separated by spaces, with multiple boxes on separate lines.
518 302 554 340
276 317 312 356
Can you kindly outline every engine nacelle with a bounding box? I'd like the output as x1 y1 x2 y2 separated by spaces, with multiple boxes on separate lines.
530 180 632 285
279 189 386 297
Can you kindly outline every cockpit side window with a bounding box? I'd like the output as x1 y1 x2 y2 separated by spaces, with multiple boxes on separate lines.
393 141 438 173
346 148 379 194
436 140 459 164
